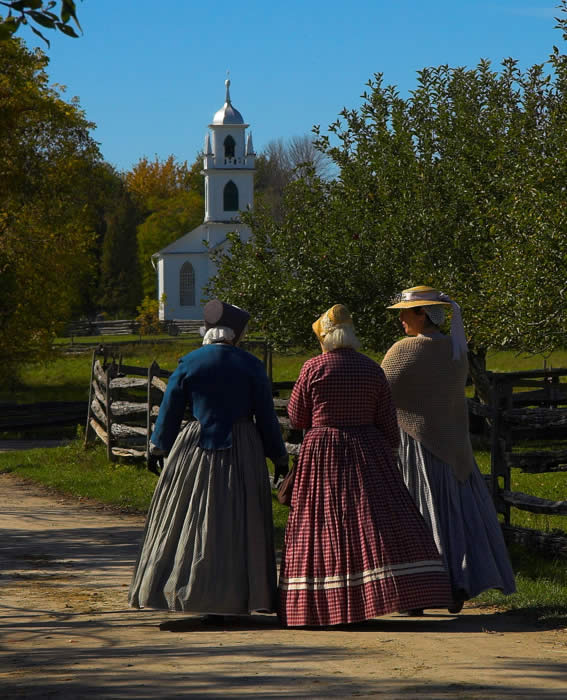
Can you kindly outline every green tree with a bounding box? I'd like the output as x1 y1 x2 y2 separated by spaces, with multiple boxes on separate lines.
209 7 567 392
0 0 81 46
0 37 102 378
98 186 144 316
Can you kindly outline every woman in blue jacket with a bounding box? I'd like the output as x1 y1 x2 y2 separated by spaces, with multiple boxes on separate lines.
129 300 289 620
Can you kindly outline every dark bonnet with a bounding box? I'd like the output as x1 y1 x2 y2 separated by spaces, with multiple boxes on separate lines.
203 300 250 343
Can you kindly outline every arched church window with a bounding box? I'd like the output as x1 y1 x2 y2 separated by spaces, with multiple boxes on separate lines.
224 135 236 159
223 181 239 211
179 261 195 306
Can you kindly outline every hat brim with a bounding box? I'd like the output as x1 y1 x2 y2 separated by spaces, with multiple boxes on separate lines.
387 300 451 309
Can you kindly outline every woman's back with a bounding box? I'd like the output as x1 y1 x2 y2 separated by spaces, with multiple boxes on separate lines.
289 347 393 429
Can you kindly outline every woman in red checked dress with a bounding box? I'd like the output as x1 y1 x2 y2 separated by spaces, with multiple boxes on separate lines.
278 304 451 627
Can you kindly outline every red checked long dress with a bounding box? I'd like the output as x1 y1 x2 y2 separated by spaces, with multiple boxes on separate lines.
278 347 451 627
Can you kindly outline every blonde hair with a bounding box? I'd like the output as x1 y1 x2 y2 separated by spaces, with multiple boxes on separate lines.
321 325 361 352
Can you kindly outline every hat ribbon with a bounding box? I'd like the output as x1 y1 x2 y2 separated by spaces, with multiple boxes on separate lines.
401 290 444 302
438 293 468 360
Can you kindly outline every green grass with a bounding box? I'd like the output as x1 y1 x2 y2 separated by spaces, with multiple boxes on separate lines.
485 348 567 373
476 544 567 625
3 340 202 403
0 437 157 512
9 343 567 405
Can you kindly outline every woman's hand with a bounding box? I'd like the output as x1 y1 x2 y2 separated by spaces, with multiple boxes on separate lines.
274 454 290 482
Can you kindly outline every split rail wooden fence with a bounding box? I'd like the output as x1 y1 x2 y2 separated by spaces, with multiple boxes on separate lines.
85 341 273 460
483 368 567 557
84 348 173 460
66 318 203 341
0 402 87 430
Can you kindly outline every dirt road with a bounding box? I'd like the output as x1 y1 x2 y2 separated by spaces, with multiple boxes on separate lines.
1 471 566 699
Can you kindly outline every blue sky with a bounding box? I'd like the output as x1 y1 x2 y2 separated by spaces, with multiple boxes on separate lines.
15 1 562 172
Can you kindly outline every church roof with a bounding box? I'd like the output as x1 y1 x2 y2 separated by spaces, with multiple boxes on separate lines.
212 79 245 125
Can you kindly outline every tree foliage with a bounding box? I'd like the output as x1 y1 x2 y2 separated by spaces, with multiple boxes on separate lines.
0 37 102 378
209 9 567 368
0 0 81 46
98 184 143 316
125 155 198 210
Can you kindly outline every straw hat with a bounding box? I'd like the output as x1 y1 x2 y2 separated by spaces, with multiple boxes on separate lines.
387 285 452 309
312 304 353 343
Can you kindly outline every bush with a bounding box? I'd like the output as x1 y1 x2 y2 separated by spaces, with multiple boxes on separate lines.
136 296 164 335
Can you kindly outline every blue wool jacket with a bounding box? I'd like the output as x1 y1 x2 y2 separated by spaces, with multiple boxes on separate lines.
151 343 286 459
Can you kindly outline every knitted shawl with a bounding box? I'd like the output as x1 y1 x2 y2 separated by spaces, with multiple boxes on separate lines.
381 335 475 482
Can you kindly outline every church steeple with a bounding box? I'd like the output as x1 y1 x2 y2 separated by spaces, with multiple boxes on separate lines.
203 78 255 223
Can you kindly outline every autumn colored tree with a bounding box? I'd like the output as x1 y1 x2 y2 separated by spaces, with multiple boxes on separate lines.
136 190 204 299
126 154 205 300
125 155 197 209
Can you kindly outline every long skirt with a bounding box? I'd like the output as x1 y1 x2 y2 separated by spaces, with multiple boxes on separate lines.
398 430 516 600
278 425 452 627
129 421 277 614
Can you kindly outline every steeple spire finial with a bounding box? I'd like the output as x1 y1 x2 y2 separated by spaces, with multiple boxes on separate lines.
225 71 231 105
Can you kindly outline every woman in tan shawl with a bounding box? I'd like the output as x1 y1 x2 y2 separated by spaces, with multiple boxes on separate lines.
382 286 515 614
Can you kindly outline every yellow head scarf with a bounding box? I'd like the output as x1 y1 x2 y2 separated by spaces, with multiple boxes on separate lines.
312 304 353 343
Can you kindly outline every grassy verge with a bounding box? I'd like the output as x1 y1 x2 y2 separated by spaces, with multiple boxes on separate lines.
0 438 157 512
476 544 567 625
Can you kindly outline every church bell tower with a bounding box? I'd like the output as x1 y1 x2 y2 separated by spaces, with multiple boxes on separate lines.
203 79 255 223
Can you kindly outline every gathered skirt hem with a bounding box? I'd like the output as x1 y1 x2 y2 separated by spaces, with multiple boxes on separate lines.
279 571 451 627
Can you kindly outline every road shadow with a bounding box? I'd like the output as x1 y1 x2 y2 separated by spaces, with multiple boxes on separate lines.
156 608 554 635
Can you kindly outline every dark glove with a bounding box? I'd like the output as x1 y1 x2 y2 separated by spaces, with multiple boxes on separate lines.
148 452 164 475
273 455 289 483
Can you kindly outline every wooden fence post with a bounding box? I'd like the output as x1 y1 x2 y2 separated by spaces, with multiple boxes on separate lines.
105 361 117 462
146 360 159 463
84 349 98 447
490 378 508 524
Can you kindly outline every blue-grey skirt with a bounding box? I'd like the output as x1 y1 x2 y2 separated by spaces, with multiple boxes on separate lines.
129 420 277 614
398 430 516 599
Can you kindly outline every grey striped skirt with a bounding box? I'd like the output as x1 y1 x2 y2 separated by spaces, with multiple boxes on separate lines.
398 430 516 599
129 420 277 614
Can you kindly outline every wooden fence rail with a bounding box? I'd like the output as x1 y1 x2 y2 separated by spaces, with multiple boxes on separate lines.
84 348 173 460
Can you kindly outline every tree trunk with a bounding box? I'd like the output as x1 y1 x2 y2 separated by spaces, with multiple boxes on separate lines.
468 347 491 405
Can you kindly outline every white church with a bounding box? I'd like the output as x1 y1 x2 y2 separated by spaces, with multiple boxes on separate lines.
153 79 254 321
